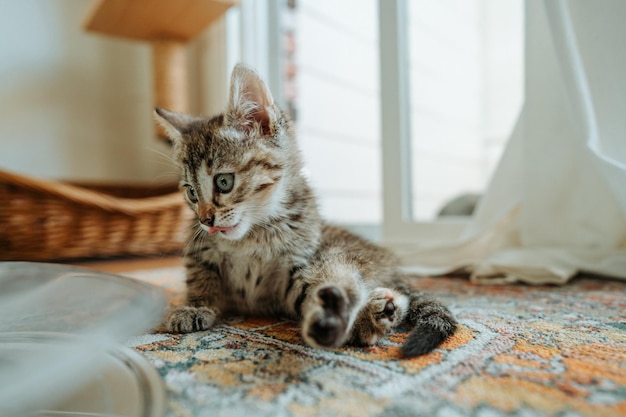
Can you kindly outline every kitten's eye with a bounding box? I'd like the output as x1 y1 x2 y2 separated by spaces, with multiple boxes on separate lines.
184 185 198 203
215 173 235 194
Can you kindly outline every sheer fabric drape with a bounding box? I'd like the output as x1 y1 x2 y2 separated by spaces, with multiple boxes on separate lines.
398 0 626 284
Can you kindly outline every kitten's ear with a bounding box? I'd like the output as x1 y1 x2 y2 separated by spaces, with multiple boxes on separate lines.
226 64 276 136
153 108 196 143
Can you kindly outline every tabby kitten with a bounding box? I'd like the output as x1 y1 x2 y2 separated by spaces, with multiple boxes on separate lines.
155 64 457 357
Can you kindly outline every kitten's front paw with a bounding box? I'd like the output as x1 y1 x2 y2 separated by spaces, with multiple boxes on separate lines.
164 305 217 333
303 286 350 348
351 288 407 346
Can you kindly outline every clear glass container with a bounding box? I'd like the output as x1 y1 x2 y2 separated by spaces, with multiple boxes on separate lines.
0 262 168 417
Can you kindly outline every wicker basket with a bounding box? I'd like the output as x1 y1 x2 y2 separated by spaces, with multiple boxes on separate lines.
0 169 192 261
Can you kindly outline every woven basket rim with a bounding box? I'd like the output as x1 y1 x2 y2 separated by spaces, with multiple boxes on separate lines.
0 169 183 215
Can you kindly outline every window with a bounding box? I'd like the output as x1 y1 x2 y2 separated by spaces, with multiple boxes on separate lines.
232 0 524 243
233 2 382 227
380 0 523 243
294 0 381 225
407 0 524 221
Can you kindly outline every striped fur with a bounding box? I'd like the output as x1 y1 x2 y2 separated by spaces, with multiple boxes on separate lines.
155 64 457 357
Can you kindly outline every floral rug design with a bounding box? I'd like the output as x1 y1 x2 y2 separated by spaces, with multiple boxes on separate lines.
125 267 626 417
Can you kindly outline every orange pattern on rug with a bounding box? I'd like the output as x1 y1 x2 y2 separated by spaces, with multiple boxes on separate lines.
125 268 626 417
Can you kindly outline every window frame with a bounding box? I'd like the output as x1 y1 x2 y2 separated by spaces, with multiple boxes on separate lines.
378 0 468 245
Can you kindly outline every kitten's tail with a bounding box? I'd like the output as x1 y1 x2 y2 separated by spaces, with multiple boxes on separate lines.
400 290 458 358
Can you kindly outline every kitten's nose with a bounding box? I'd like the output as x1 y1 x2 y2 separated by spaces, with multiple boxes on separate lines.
200 215 215 227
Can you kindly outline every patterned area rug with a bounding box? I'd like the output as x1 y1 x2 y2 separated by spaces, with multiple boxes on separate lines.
124 267 626 417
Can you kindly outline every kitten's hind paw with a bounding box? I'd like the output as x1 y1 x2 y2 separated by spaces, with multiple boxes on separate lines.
163 305 217 333
303 286 350 348
351 288 407 346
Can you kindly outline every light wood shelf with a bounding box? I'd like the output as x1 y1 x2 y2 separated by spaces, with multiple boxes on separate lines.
83 0 237 139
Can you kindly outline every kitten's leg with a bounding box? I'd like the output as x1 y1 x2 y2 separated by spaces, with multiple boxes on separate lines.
350 287 409 346
287 260 368 349
351 283 457 357
162 260 224 333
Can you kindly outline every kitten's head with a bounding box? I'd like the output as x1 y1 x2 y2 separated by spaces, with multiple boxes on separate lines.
154 64 299 241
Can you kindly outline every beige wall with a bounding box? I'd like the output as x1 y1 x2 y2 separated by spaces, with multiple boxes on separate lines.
0 0 228 185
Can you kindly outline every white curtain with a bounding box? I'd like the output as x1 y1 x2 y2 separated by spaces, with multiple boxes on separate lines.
399 0 626 284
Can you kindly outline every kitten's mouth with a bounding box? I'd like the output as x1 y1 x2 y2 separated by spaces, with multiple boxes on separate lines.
207 225 238 235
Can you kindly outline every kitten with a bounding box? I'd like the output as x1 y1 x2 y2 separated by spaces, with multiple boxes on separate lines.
155 64 457 357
